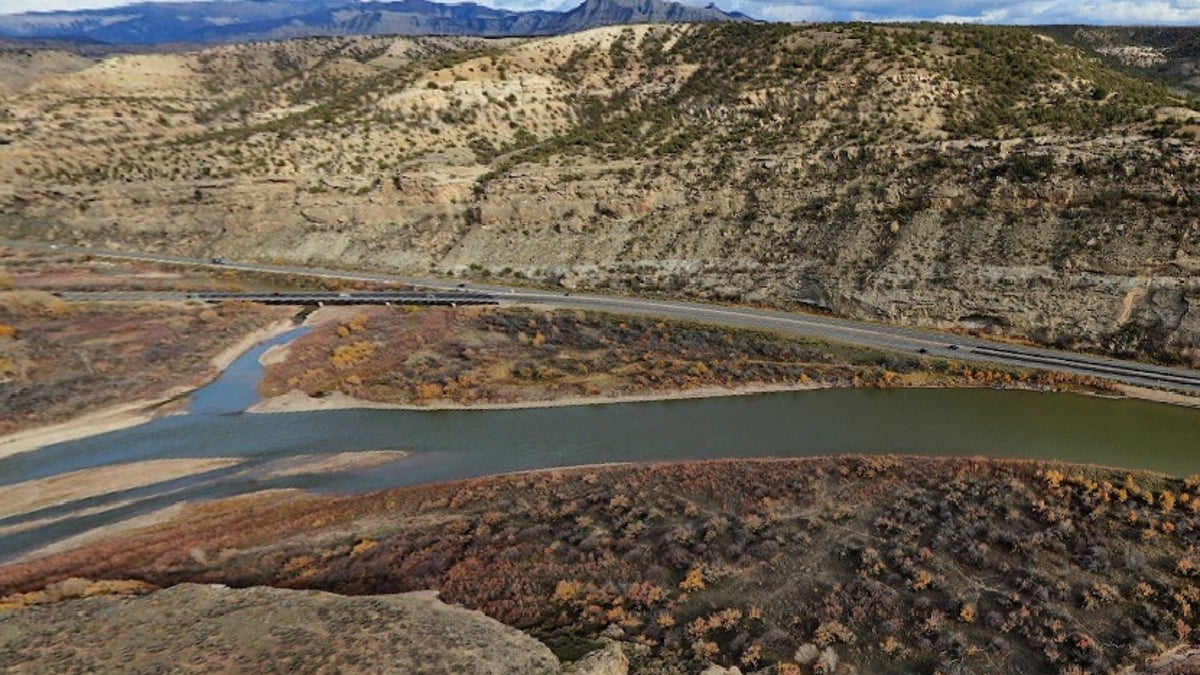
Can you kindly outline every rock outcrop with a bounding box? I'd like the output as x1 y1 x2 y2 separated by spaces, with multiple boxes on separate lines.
0 584 563 674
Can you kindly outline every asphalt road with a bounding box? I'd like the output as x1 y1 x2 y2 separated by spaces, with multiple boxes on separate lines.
58 291 498 306
8 239 1200 393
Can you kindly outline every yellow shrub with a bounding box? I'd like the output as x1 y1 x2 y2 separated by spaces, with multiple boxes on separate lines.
329 341 375 369
350 538 377 557
0 290 70 316
553 580 583 602
679 566 706 592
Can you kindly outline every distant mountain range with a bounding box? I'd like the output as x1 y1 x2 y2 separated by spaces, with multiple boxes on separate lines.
0 0 749 45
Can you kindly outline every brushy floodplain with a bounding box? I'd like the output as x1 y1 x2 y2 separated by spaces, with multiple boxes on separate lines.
2 457 1198 674
260 305 1114 407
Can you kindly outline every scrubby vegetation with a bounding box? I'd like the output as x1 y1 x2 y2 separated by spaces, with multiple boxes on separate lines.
0 247 294 435
3 457 1197 673
260 306 1114 406
0 298 288 434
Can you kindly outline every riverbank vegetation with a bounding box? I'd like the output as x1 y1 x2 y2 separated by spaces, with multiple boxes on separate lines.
3 457 1197 673
0 246 294 436
260 305 1117 407
0 295 289 435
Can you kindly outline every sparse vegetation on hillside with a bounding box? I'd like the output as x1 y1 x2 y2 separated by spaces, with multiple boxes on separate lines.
3 24 1200 364
3 457 1198 674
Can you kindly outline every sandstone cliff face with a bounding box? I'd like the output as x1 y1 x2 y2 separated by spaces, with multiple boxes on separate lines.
2 23 1199 364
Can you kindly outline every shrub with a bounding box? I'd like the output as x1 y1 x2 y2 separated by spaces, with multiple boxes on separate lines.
0 291 70 317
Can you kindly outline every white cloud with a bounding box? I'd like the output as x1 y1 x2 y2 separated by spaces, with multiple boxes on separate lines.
722 2 836 21
928 0 1200 23
697 0 1200 24
5 0 1200 25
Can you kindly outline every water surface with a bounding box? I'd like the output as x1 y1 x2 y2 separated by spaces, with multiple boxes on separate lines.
2 328 1198 561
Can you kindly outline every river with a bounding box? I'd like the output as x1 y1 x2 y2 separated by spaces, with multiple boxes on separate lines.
1 327 1198 562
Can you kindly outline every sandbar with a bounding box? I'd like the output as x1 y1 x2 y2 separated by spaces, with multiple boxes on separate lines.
0 457 243 520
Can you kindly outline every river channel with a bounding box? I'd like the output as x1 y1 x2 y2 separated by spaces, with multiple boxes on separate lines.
1 327 1199 561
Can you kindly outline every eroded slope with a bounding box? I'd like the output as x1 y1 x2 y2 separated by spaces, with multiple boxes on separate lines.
3 24 1200 363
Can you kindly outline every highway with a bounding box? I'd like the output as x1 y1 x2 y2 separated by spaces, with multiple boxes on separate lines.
57 291 498 306
7 239 1200 393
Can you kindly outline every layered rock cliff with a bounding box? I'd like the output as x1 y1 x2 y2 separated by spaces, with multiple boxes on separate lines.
2 23 1198 363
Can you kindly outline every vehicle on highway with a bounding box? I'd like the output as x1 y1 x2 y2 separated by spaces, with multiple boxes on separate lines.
948 344 959 351
918 348 928 354
211 257 225 265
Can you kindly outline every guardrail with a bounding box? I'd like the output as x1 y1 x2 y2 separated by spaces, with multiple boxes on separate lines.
55 291 498 306
968 344 1200 389
187 292 497 306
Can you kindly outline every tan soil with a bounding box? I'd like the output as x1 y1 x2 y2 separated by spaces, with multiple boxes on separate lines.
0 394 188 460
0 584 563 674
247 382 823 414
254 451 412 479
0 458 242 520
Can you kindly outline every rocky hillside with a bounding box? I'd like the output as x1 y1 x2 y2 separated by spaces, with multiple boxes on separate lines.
1039 26 1200 97
2 23 1200 363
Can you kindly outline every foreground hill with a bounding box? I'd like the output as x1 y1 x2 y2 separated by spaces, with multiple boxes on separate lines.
2 23 1200 363
2 457 1198 673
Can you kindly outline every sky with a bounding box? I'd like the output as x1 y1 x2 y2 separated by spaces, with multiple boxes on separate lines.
4 0 1200 24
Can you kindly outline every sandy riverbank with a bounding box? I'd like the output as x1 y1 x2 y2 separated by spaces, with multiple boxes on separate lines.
0 458 243 521
4 451 411 563
245 382 827 414
209 318 298 371
1112 384 1200 408
0 392 190 461
247 380 1200 415
0 318 299 460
